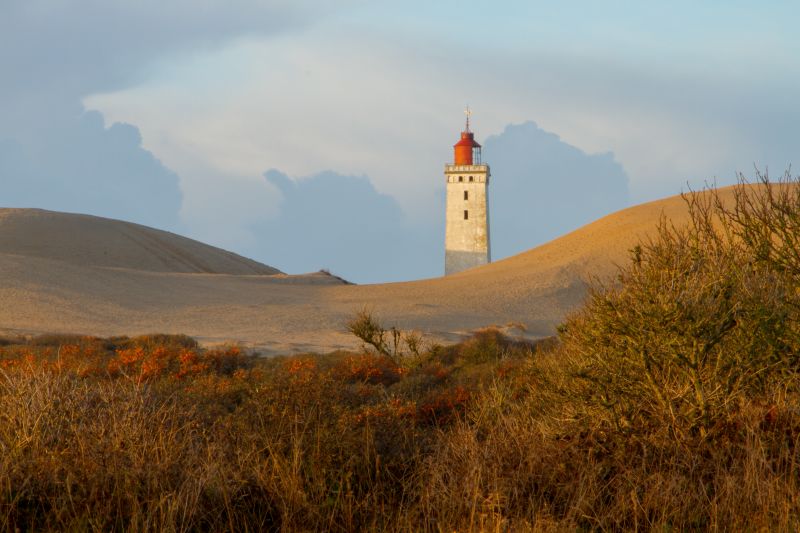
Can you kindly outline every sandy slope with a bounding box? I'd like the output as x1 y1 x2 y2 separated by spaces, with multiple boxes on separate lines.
0 190 712 354
0 209 278 274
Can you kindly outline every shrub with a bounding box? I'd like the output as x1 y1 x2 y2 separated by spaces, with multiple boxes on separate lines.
333 353 404 386
561 175 800 439
114 333 199 351
346 309 425 363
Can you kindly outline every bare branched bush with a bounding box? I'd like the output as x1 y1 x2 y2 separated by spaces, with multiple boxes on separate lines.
561 171 800 440
346 308 427 363
719 169 800 275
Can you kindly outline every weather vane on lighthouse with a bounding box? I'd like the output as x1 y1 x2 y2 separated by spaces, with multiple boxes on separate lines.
464 105 472 132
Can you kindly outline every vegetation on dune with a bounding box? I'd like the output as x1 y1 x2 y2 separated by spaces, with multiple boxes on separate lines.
0 330 527 531
2 171 800 530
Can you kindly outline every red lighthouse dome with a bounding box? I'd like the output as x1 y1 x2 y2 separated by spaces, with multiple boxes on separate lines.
453 107 481 165
453 131 481 165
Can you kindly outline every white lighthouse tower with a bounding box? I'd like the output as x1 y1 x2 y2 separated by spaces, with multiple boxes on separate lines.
444 108 491 275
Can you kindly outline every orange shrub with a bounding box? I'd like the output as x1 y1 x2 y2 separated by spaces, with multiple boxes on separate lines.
175 348 209 379
420 360 450 381
353 397 417 426
283 357 317 386
333 353 403 386
418 386 471 425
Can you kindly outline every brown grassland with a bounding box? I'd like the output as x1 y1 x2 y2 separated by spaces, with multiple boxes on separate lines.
2 173 800 531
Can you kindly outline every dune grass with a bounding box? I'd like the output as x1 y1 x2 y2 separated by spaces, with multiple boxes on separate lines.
3 172 800 531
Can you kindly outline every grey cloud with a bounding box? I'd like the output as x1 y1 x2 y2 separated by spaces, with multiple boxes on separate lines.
474 45 799 202
251 170 438 284
0 1 348 103
1 110 182 230
484 122 630 259
0 1 352 231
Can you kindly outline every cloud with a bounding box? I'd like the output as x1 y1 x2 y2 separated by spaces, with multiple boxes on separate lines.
484 122 630 257
0 110 182 230
0 1 351 104
0 1 355 230
85 21 798 230
85 33 459 227
249 170 438 283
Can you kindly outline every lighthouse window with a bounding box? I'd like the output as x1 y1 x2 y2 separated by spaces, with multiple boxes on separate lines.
469 176 474 182
458 176 463 182
464 210 469 220
464 191 468 200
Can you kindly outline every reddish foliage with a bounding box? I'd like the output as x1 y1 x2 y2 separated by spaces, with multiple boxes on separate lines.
334 353 404 386
0 338 251 386
418 386 471 425
283 357 317 386
354 397 417 425
420 361 450 381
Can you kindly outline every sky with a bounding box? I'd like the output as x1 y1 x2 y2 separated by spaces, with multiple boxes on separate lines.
2 1 798 283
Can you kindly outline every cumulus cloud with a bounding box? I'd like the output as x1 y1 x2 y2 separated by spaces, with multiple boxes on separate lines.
1 110 182 229
0 1 354 231
248 170 438 283
484 122 630 257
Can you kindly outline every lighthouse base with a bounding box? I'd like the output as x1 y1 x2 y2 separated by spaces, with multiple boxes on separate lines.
445 249 490 276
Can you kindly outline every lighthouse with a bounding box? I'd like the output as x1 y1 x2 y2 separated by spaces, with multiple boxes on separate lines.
444 107 491 275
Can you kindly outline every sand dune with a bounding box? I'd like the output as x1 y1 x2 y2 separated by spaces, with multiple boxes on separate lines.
0 189 716 354
0 209 279 274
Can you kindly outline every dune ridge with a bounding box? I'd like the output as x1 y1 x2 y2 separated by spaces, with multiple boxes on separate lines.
0 189 725 353
0 208 279 275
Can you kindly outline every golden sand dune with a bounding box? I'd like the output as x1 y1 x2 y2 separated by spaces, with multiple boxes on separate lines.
0 189 714 354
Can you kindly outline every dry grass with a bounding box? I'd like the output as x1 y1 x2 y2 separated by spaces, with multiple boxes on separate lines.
2 327 798 531
0 333 521 531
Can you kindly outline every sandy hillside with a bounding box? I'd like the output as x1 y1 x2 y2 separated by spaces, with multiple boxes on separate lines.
0 189 720 354
0 209 279 274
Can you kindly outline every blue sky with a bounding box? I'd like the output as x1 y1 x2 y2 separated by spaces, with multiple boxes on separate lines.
2 1 798 282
